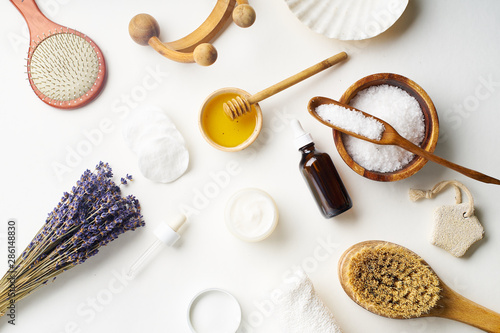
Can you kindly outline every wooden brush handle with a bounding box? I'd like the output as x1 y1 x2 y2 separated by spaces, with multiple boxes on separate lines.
9 0 61 38
396 137 500 185
434 284 500 332
248 52 348 105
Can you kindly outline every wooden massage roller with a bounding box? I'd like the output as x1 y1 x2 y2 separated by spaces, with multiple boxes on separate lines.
129 0 255 66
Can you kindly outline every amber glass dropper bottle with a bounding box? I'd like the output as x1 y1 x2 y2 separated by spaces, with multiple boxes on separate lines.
291 119 352 218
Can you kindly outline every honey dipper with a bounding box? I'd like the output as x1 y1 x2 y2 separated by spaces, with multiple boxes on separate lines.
223 52 347 120
339 241 500 332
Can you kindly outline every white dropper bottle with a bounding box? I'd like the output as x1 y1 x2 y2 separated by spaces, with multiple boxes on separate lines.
127 214 186 279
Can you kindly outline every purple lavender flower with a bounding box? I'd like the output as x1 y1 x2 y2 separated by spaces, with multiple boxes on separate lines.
0 162 145 316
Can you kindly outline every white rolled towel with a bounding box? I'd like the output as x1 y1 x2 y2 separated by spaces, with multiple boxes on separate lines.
276 271 342 333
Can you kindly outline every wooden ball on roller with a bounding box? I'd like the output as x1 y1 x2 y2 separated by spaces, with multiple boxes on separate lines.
232 4 256 28
193 43 218 66
129 14 160 45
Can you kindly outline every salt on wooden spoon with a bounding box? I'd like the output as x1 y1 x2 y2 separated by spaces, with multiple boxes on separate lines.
307 96 500 185
338 240 500 332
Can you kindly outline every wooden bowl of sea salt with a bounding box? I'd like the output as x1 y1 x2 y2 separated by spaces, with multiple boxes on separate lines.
334 73 439 182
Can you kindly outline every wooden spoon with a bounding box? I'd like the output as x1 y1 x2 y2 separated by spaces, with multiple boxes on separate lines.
339 240 500 332
223 52 348 120
308 96 500 185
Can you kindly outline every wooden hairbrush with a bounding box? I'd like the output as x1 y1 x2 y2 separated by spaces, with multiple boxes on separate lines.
10 0 106 109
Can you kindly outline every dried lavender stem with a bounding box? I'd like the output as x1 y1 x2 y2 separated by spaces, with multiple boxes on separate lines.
0 162 144 317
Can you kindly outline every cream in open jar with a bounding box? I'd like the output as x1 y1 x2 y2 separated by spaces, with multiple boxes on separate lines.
225 188 279 242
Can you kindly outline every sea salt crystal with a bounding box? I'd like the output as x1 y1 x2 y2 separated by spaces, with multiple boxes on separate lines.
320 84 425 173
316 103 385 141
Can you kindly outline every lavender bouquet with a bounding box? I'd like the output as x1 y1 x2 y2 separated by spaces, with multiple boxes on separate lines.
0 162 145 316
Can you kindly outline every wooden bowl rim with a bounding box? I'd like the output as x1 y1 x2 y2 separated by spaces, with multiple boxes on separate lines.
334 73 439 182
199 87 263 152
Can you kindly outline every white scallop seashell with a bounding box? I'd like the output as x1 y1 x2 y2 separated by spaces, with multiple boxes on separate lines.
284 0 409 40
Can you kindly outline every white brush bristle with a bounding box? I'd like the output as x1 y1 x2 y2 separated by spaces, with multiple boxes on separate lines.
28 32 101 103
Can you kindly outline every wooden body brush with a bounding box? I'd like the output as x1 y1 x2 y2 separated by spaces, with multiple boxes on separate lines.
339 240 500 332
10 0 106 109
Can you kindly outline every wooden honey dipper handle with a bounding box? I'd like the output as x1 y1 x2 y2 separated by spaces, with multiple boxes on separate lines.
250 52 347 104
224 52 348 120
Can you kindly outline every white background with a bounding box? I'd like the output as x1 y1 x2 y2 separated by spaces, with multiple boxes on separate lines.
1 1 500 332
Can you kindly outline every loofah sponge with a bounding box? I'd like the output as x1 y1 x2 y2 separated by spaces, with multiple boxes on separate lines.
346 243 441 319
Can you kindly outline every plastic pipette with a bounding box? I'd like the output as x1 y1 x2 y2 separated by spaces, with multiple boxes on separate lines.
127 214 186 279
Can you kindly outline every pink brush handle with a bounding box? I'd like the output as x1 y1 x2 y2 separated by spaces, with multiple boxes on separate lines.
10 0 63 42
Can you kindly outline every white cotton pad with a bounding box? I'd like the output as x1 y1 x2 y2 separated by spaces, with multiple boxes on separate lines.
137 136 189 183
122 105 189 183
277 271 343 333
123 105 185 154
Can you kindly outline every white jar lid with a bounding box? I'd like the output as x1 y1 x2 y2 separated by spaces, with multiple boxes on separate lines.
225 188 279 242
187 288 242 333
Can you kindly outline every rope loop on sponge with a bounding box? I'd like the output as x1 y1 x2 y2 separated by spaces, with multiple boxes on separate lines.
409 180 474 218
408 189 436 201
